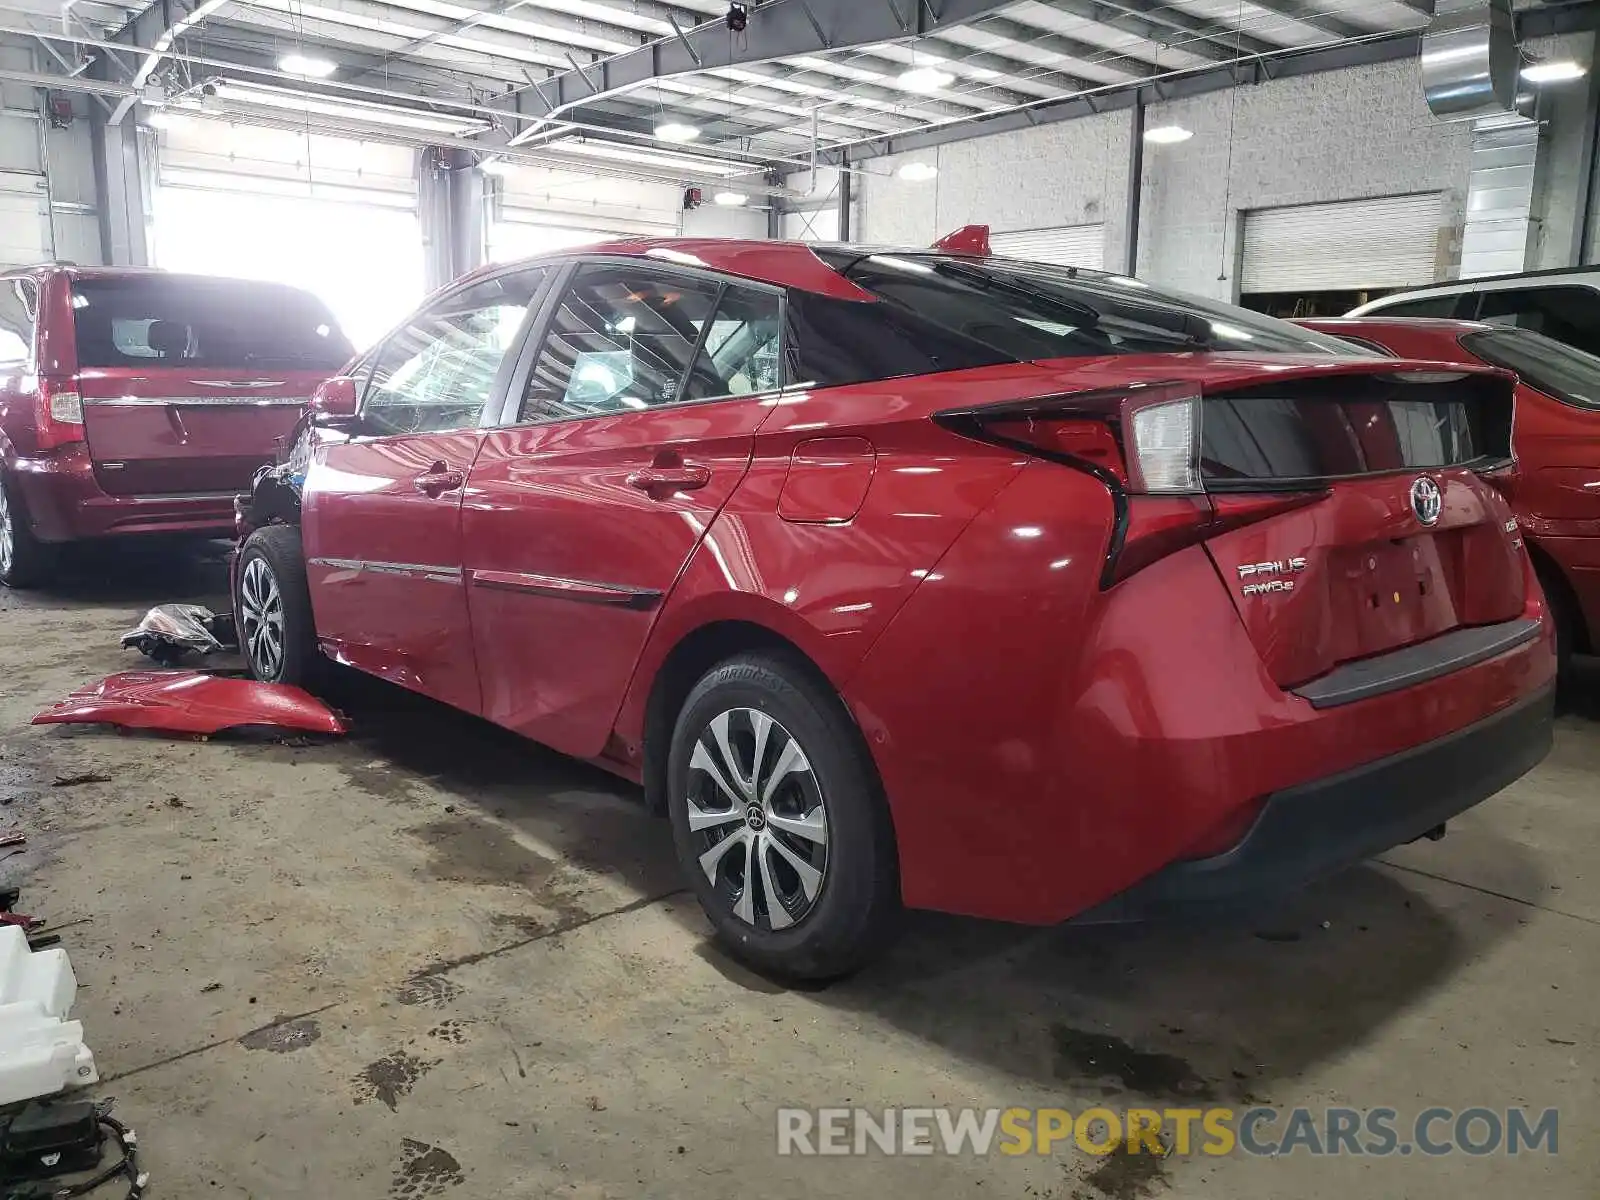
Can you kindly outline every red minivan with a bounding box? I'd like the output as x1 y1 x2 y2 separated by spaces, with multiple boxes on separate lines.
0 266 353 586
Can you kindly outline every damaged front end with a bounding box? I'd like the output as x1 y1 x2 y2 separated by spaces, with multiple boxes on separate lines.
234 410 313 539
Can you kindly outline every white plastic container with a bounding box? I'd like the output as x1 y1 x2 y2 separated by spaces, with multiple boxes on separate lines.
0 926 98 1105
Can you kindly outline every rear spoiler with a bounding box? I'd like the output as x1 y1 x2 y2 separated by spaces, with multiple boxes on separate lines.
933 225 991 255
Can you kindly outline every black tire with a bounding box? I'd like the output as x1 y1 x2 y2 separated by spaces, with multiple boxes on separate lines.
0 470 57 589
235 525 318 686
667 653 900 982
1535 560 1581 683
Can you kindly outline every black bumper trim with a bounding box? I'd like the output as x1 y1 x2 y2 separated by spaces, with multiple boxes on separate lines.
1075 685 1555 923
1293 618 1544 709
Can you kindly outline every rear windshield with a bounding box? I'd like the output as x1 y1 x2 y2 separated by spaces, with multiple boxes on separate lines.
1199 373 1512 487
71 276 354 370
1462 326 1600 410
833 254 1361 361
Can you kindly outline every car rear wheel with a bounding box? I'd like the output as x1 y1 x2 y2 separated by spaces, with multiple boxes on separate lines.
236 525 318 686
0 471 55 589
667 654 900 982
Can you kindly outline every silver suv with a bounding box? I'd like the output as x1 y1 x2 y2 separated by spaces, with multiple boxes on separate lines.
1348 267 1600 357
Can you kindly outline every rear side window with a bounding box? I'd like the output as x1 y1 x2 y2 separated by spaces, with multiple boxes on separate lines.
1473 285 1600 356
784 289 1006 389
1463 327 1600 410
0 277 36 366
71 276 354 370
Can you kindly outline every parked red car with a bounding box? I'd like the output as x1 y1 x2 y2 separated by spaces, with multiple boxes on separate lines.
1303 317 1599 675
0 266 353 587
234 238 1555 979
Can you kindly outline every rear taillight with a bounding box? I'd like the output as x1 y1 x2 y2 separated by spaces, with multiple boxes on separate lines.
36 376 85 451
937 384 1323 586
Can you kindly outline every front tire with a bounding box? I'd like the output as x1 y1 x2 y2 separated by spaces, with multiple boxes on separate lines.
0 471 56 589
236 525 318 686
667 654 900 982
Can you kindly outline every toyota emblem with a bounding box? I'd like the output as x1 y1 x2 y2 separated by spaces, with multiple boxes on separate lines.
1410 476 1442 527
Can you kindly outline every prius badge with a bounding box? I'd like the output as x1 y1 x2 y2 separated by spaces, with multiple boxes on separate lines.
1411 476 1442 527
1238 556 1308 597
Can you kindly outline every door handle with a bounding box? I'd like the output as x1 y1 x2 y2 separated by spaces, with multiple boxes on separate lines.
626 464 712 495
413 466 465 497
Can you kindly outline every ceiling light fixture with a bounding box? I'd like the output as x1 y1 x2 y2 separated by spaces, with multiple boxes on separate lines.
1144 124 1194 144
898 66 955 93
897 161 938 182
654 122 700 142
1522 59 1586 83
278 53 338 78
713 191 748 206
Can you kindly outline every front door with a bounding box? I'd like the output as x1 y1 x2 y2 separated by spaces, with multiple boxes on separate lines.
464 262 784 757
303 266 549 711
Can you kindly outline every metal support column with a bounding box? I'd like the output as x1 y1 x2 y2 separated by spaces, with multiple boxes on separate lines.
88 112 147 266
418 147 484 290
838 156 852 242
1124 92 1144 277
1572 49 1600 265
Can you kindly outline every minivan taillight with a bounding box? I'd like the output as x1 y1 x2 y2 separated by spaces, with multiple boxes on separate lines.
936 384 1323 586
36 377 85 451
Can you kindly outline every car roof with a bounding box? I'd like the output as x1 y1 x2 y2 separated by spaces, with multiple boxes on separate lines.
1303 316 1494 334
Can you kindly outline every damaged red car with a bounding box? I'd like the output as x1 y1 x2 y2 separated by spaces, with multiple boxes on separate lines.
232 235 1556 980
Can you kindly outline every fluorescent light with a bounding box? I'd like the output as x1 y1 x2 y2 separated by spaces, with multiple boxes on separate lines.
1144 124 1194 144
898 66 955 93
1522 60 1586 83
713 191 748 206
209 81 490 135
654 122 700 142
479 158 518 176
897 161 938 182
967 66 999 81
278 53 337 78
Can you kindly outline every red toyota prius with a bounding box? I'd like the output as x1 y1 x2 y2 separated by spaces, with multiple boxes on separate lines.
233 235 1556 980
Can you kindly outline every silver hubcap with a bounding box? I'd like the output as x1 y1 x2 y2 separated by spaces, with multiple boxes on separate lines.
686 708 829 931
0 484 13 579
239 556 285 679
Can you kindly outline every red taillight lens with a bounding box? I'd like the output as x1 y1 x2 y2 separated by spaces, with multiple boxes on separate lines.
937 384 1325 587
35 376 85 451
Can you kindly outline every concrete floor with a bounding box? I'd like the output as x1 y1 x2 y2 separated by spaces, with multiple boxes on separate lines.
0 541 1595 1200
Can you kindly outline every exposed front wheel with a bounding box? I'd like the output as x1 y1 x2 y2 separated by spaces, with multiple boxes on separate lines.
667 654 900 982
236 525 318 686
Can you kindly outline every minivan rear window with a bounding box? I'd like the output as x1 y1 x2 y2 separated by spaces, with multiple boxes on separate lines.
71 276 354 370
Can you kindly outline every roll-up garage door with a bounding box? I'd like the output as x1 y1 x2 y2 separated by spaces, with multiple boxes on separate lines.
0 114 49 267
489 168 680 263
991 225 1104 269
1240 194 1442 293
152 123 422 348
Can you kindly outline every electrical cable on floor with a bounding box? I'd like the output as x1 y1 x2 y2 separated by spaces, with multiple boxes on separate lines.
1 1112 147 1200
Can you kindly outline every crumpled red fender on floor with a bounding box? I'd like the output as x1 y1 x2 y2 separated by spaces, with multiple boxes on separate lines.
31 671 348 736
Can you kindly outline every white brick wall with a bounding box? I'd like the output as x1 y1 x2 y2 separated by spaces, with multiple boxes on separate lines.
852 50 1600 298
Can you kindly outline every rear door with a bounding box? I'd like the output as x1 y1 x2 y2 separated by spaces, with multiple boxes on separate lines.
464 260 783 759
1195 371 1527 688
69 274 353 496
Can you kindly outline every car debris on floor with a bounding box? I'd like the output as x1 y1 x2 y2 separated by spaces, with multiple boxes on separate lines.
118 606 238 668
31 672 348 739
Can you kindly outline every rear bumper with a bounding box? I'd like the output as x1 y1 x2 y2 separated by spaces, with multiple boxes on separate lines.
1076 684 1555 922
11 445 237 542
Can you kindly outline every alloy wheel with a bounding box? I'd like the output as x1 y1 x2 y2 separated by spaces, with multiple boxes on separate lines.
0 484 12 579
239 556 285 679
685 707 830 930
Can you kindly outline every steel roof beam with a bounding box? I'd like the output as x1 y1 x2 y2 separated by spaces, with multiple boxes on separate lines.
108 0 236 124
503 0 1027 142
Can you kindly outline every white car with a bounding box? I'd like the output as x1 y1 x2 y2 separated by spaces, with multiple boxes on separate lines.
1348 267 1600 357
